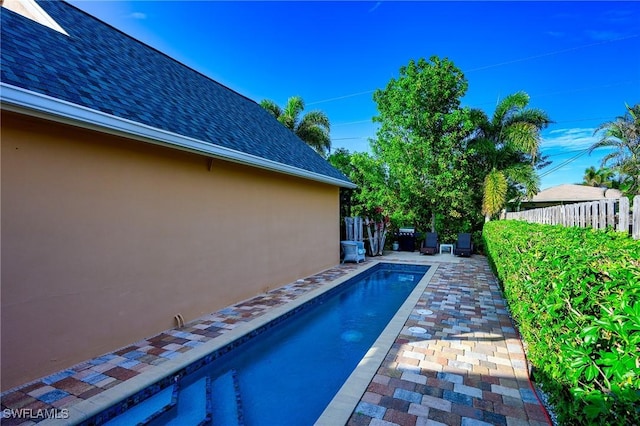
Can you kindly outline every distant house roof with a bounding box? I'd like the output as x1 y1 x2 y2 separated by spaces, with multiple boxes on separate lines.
0 0 355 188
524 184 623 203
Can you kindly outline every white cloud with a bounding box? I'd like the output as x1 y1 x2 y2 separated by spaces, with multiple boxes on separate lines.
129 12 146 20
586 30 623 41
542 127 597 150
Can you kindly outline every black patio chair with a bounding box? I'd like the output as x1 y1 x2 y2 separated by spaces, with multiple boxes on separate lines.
420 232 439 255
454 233 473 257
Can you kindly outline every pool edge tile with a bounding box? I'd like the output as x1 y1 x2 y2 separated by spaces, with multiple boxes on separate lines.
315 262 439 426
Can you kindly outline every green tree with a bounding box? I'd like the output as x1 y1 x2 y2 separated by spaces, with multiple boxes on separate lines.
370 56 478 238
468 91 551 221
260 96 331 158
328 148 394 219
589 104 640 195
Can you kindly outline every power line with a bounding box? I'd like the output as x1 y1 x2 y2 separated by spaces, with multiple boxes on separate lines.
538 148 591 178
307 90 375 106
306 35 639 106
544 148 590 157
465 34 639 73
333 137 369 141
333 119 373 127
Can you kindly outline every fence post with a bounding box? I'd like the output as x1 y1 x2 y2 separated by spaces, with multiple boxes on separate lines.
606 199 616 229
599 200 607 229
569 204 576 227
618 197 629 233
633 196 640 240
591 202 598 229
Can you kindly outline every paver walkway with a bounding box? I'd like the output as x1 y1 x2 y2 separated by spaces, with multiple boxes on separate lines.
348 256 550 426
1 253 550 426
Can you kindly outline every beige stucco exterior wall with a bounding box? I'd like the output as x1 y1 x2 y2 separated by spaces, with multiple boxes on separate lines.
1 111 340 390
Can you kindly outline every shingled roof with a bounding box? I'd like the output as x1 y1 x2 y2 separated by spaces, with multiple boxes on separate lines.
526 184 623 202
0 0 354 188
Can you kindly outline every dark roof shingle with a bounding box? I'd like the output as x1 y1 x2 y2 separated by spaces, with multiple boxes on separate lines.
1 0 351 185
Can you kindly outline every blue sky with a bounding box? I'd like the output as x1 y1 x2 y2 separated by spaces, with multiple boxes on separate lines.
68 1 639 189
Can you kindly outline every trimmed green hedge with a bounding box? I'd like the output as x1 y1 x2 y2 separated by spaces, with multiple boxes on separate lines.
483 221 640 425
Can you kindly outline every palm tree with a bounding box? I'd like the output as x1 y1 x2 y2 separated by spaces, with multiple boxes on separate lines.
470 91 552 221
582 166 616 188
260 96 331 158
589 104 640 195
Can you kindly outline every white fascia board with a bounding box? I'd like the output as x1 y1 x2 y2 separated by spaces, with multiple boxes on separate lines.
0 83 357 189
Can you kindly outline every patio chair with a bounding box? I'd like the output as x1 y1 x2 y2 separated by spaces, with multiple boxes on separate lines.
341 240 366 263
454 233 473 257
420 232 439 255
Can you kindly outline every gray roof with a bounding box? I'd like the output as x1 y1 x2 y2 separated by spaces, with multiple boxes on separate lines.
526 184 623 202
0 0 354 187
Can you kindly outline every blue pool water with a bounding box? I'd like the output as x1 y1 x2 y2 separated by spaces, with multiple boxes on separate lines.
101 263 429 425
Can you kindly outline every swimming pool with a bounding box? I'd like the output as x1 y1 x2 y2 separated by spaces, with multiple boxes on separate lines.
90 263 431 425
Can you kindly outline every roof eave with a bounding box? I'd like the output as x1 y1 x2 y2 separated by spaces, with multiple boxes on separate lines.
1 83 357 189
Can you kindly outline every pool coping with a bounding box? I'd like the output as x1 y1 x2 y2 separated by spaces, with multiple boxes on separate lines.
315 260 438 425
35 259 437 425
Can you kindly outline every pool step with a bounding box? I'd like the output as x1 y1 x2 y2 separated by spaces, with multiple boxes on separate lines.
103 377 179 426
167 376 212 426
210 370 244 426
146 375 212 426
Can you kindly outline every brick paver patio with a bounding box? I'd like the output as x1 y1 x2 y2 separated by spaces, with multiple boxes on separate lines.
347 255 550 426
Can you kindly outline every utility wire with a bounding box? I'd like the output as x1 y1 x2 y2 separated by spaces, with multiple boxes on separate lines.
307 90 376 106
465 34 639 73
307 35 639 106
538 148 591 178
544 148 593 157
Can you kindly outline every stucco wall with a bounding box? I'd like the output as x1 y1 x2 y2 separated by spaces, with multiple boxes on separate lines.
1 111 340 390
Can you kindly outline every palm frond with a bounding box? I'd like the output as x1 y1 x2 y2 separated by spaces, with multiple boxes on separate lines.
503 163 539 197
492 91 529 128
504 122 540 160
503 108 552 129
260 95 334 157
482 169 508 216
298 110 330 133
280 96 305 130
259 99 282 119
296 125 331 157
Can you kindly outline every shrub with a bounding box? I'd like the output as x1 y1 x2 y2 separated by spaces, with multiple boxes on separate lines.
483 221 640 425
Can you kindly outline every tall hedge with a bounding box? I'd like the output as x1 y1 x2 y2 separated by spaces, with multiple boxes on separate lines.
483 221 640 425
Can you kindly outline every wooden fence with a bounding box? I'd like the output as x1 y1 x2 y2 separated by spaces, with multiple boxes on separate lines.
505 195 640 240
